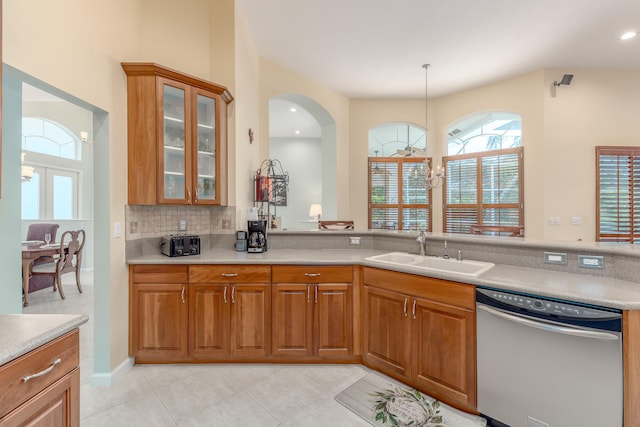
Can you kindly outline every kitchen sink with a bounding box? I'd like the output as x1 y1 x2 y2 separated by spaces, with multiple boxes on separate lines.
365 251 495 277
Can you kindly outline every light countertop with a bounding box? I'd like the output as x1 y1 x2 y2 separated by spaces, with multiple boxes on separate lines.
128 248 640 310
0 314 89 366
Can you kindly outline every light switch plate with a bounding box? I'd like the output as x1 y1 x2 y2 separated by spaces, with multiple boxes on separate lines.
178 219 187 231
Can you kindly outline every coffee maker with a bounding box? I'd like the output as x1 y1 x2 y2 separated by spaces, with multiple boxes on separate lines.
247 220 267 253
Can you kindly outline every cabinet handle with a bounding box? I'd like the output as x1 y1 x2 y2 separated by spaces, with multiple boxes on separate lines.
307 285 311 303
181 286 185 304
231 286 235 304
403 298 408 317
194 187 199 203
314 285 318 304
304 273 321 277
221 273 238 277
23 358 62 383
412 300 417 320
187 188 191 203
224 286 227 303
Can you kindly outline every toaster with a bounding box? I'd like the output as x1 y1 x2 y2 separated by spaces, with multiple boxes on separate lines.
161 235 201 257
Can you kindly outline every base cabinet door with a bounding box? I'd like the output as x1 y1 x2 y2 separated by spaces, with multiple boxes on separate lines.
130 265 190 362
189 265 271 360
272 266 353 359
189 284 230 359
363 267 476 411
230 284 271 358
315 283 353 358
271 284 314 357
130 283 189 361
411 297 475 407
0 369 80 427
363 285 412 377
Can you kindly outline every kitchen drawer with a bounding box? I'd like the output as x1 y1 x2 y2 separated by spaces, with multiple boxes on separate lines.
272 265 353 283
0 330 79 419
190 265 271 284
131 265 189 284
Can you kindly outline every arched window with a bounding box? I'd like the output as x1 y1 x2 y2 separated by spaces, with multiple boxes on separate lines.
368 123 432 231
22 117 81 160
21 117 81 219
443 112 524 236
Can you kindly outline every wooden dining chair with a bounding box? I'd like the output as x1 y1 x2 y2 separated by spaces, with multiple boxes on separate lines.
30 230 86 300
25 223 60 292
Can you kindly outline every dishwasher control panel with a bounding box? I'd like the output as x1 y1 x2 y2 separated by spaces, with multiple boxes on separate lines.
476 288 619 320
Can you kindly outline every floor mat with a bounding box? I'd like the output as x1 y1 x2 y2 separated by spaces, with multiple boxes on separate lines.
335 372 487 427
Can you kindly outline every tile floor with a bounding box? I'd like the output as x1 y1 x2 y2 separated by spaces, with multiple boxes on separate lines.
23 273 372 426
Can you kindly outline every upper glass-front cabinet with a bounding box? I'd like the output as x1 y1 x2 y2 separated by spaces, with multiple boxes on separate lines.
194 91 217 202
122 63 233 206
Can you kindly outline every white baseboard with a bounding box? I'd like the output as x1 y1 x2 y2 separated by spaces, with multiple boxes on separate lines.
89 356 134 386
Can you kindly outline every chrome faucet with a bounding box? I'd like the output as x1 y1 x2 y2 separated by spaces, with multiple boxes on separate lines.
416 231 427 255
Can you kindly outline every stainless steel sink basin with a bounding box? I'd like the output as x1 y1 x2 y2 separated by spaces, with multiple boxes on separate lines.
365 251 495 277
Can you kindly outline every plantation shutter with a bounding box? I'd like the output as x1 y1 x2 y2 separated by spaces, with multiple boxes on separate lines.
597 147 640 243
369 157 432 230
444 147 523 234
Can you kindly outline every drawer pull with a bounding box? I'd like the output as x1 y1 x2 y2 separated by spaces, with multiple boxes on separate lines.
23 358 62 383
304 273 321 277
221 273 238 277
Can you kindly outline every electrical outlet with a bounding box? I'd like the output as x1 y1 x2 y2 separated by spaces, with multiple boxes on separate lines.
544 252 567 265
222 219 231 229
349 237 361 245
578 255 604 269
178 219 187 231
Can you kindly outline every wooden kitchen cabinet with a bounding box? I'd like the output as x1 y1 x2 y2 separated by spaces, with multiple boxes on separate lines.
129 265 189 362
189 265 271 359
0 331 80 426
363 267 476 411
122 62 233 206
272 265 353 359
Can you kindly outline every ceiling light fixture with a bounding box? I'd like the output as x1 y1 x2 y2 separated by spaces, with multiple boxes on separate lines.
21 152 34 183
553 74 574 87
621 31 637 40
421 64 445 190
295 130 300 134
290 107 297 112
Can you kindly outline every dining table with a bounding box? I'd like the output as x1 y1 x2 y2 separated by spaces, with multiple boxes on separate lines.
21 241 61 307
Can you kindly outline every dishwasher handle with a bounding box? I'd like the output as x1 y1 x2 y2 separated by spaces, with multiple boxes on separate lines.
477 304 620 341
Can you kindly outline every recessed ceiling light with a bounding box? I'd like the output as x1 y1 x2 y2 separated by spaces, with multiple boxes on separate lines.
620 31 636 40
295 130 301 134
290 107 297 112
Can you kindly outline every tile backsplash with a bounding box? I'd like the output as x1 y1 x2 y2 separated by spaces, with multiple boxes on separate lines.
125 205 235 240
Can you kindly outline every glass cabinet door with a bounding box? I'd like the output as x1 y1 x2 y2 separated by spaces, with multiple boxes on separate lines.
161 82 188 201
193 91 217 202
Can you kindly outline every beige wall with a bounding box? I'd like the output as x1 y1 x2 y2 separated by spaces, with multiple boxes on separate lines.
259 59 351 220
542 69 640 242
348 69 640 242
4 0 240 375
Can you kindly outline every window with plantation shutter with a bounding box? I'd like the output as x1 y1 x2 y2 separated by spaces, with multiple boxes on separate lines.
596 147 640 243
368 157 432 231
443 147 523 234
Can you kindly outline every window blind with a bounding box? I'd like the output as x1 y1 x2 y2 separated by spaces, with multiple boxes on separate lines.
596 147 640 243
444 147 523 234
368 157 431 230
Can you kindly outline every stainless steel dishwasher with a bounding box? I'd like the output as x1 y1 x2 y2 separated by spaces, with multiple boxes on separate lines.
476 287 623 427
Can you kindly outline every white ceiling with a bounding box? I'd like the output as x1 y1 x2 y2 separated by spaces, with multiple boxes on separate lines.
239 0 640 99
